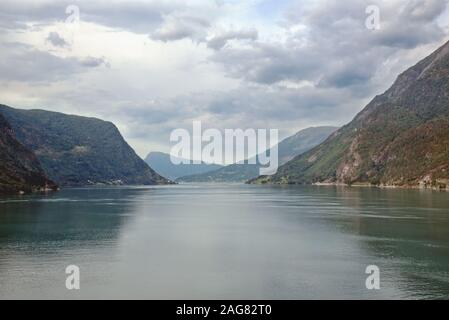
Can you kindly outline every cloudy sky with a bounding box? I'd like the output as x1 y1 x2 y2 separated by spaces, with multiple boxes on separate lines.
1 0 449 159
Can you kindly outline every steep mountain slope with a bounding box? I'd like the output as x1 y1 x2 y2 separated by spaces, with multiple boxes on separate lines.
0 105 170 186
251 40 449 190
179 126 338 182
0 114 57 194
145 152 223 180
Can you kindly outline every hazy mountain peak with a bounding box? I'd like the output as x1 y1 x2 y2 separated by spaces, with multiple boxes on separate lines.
145 151 223 180
178 126 338 183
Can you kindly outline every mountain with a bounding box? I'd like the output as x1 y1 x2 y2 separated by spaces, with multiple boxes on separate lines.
0 105 170 186
145 152 223 180
178 126 338 182
0 114 57 194
250 40 449 190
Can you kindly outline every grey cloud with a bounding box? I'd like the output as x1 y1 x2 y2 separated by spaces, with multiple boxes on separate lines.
209 0 448 91
0 42 107 83
1 0 448 155
373 24 444 49
0 0 216 39
83 1 173 34
46 32 68 47
210 42 321 84
202 86 361 124
80 56 109 68
0 0 170 32
207 29 258 50
0 0 68 30
0 14 28 30
403 0 447 21
370 0 447 49
149 14 211 42
298 0 447 50
101 84 363 145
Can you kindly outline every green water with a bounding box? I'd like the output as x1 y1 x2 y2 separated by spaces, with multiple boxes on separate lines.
0 184 448 299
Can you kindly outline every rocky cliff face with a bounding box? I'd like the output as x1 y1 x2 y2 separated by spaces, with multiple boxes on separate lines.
0 105 170 186
251 40 449 190
0 114 57 194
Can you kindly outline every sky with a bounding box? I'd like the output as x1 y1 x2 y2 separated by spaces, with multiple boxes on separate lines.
1 0 449 159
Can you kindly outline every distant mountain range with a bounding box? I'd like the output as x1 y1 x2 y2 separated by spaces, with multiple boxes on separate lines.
250 40 449 190
0 105 170 188
3 40 449 193
178 126 338 182
145 152 223 180
0 113 57 194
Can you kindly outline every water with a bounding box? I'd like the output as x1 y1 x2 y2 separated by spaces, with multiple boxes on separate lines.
0 184 448 299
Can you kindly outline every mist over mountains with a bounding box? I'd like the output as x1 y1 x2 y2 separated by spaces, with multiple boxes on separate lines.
145 152 223 180
178 126 338 183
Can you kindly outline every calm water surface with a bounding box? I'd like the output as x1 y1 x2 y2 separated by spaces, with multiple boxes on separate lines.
0 184 448 299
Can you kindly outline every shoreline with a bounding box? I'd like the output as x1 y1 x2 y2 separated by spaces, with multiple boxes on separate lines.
312 182 449 192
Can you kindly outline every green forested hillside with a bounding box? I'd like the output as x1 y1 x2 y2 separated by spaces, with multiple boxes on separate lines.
0 114 57 194
0 105 170 186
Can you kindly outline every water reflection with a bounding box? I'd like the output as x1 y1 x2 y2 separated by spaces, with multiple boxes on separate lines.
0 185 448 299
331 187 449 299
263 185 449 299
0 187 146 299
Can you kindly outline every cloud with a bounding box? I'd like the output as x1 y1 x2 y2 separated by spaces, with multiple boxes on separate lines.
207 28 258 50
80 56 109 68
149 14 210 42
0 0 219 38
46 32 68 47
210 42 321 84
0 0 448 157
0 42 108 83
300 0 447 49
100 84 365 148
208 0 448 93
0 0 163 30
